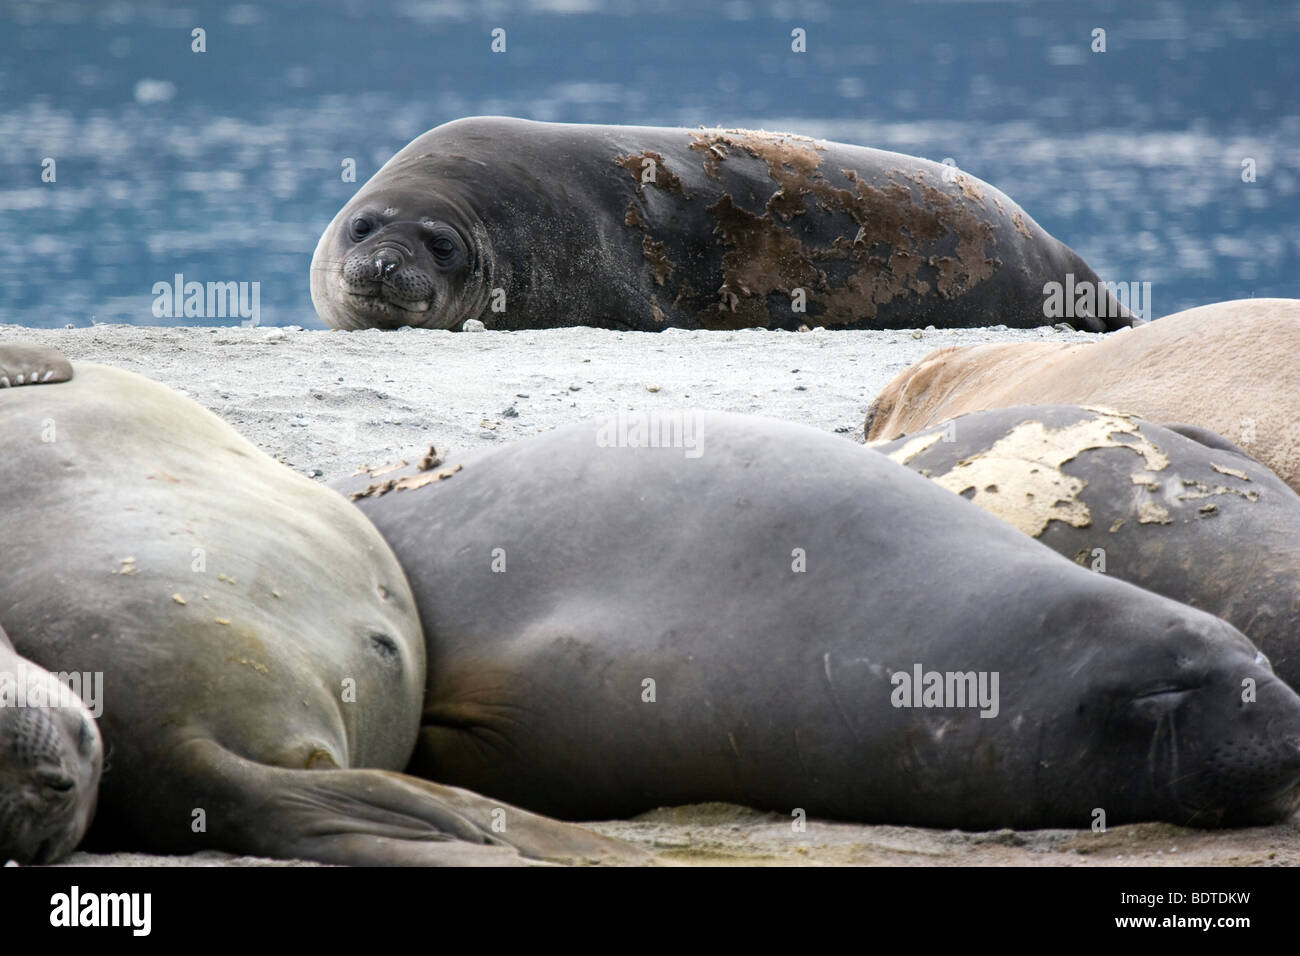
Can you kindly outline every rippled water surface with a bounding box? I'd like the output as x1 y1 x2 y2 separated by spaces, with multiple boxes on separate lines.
2 0 1296 327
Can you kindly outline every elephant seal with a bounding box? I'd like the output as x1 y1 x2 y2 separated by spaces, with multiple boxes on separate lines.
0 345 99 864
311 116 1134 333
0 344 637 865
338 411 1300 829
872 404 1300 690
864 298 1300 493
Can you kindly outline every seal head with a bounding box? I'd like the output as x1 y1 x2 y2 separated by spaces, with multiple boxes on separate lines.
311 163 493 330
0 627 103 864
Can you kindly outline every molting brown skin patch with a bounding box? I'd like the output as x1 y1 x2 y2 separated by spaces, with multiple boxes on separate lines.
704 193 822 328
644 132 1009 327
311 117 1134 332
641 236 674 287
615 150 687 198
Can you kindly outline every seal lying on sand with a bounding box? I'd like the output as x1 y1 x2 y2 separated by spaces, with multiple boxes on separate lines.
864 298 1300 494
0 344 636 866
339 411 1300 829
873 404 1300 690
0 346 100 865
311 116 1133 333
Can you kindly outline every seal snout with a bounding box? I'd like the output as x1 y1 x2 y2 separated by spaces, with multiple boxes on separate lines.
0 687 103 864
371 246 405 279
1169 672 1300 826
338 233 439 324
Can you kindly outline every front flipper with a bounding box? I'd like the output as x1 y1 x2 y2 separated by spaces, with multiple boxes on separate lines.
137 739 647 866
0 344 73 388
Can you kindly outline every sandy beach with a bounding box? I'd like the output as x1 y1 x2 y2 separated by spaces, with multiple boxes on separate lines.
6 320 1298 867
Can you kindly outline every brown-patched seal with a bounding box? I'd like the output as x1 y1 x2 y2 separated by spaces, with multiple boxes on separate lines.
311 116 1134 333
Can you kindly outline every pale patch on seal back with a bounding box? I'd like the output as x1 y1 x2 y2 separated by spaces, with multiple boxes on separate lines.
349 444 463 500
1210 462 1252 481
912 412 1171 537
880 430 946 464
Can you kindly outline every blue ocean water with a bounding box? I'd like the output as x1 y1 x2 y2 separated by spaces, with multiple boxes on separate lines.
1 0 1296 328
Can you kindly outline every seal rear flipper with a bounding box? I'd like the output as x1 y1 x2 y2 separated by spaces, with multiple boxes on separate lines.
0 344 73 388
150 740 645 866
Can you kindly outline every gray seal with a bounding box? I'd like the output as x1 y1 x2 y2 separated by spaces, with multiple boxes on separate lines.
0 344 637 865
873 404 1300 691
311 116 1134 333
339 410 1300 829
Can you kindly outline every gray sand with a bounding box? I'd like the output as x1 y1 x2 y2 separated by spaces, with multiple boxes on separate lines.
6 321 1296 867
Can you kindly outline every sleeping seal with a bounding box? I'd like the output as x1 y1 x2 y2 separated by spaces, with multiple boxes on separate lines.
0 344 636 866
0 346 100 865
311 116 1133 333
339 411 1300 829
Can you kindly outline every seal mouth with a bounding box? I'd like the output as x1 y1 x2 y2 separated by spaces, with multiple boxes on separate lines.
344 291 432 314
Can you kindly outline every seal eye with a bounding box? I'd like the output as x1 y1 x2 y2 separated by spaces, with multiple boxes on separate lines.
349 217 373 241
1131 685 1197 719
422 223 467 268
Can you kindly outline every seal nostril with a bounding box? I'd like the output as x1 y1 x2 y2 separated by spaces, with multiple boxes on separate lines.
371 248 403 279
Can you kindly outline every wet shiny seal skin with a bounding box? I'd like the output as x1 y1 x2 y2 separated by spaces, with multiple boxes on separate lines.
864 298 1300 494
873 404 1300 692
337 411 1300 830
0 345 639 866
311 116 1134 333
